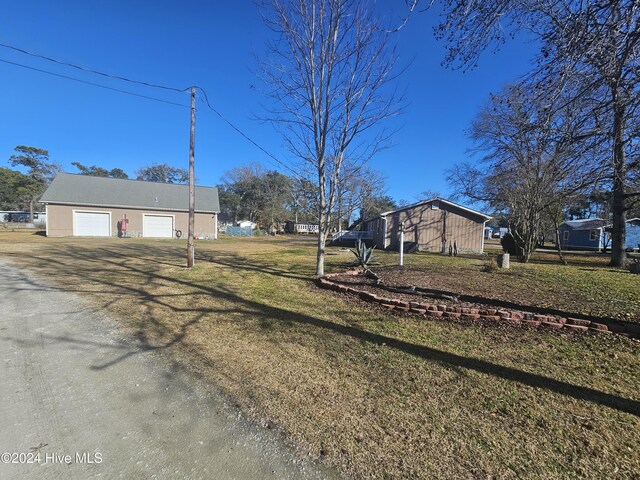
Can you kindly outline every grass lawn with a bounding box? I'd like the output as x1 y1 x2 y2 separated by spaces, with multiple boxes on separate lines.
1 231 638 479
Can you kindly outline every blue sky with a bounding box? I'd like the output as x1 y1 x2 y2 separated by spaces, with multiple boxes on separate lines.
0 1 536 203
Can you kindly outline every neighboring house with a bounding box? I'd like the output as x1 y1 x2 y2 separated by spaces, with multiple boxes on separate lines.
558 218 608 250
363 198 491 253
604 217 640 251
284 221 319 234
40 173 220 238
236 220 257 229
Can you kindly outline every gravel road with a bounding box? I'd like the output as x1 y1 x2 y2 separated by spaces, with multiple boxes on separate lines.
0 260 336 480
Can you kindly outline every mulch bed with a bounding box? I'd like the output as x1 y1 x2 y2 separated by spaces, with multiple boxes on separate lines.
319 267 640 338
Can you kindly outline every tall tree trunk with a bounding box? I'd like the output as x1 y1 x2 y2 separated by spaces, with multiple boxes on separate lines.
316 209 326 276
316 167 327 276
554 225 567 265
610 92 627 267
29 198 34 223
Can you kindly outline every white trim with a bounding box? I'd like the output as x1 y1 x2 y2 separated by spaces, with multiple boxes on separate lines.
46 201 219 214
604 218 640 228
72 210 112 237
142 213 175 238
45 204 49 237
213 213 218 240
379 197 491 221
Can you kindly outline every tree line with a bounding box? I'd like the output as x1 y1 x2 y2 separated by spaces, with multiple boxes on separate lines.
1 145 191 222
1 144 396 231
218 163 396 232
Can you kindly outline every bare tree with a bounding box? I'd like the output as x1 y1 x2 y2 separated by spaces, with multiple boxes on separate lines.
334 164 388 229
431 0 640 266
448 83 605 262
260 0 402 275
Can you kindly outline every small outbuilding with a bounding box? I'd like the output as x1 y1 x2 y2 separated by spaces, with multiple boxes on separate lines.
40 173 220 238
558 218 608 250
624 218 640 250
363 198 491 253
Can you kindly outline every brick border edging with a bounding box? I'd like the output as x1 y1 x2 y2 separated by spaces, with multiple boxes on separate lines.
318 270 640 338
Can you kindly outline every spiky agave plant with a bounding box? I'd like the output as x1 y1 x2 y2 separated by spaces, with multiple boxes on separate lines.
352 239 375 268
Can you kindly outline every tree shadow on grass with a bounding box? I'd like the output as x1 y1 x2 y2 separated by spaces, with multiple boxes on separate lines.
2 244 639 418
93 242 314 282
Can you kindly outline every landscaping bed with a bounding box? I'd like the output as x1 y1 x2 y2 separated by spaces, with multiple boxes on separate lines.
320 267 640 337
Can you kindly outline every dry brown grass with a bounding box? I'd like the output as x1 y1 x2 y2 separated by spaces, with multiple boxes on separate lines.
1 231 639 479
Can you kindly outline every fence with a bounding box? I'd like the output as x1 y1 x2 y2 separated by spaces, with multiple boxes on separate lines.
226 226 253 236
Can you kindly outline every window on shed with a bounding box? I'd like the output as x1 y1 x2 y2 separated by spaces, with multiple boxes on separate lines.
563 230 569 241
590 230 598 241
432 200 439 210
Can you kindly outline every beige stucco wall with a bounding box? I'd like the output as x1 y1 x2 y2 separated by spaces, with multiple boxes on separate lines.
46 204 217 238
384 203 485 253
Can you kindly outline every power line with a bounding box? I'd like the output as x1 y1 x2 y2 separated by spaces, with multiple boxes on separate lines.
195 86 300 177
0 58 189 108
0 42 297 175
0 42 189 93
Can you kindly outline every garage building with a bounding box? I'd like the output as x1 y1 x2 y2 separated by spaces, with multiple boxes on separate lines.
40 173 219 239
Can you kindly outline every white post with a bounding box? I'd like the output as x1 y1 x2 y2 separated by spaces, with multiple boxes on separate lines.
399 221 404 266
213 213 218 240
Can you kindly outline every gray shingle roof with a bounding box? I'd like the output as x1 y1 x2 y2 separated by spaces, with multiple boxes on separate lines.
561 218 607 230
40 173 219 213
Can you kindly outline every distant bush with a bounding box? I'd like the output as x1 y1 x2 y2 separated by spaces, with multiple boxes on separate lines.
501 233 522 257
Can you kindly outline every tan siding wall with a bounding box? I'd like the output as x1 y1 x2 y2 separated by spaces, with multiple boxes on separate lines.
369 217 387 248
46 204 217 238
385 202 485 253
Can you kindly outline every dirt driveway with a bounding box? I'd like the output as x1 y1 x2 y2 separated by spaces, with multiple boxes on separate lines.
0 260 335 480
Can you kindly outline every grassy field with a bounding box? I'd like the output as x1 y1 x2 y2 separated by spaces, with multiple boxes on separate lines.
1 232 638 479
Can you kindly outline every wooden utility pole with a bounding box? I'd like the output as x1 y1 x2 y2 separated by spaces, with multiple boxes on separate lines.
187 87 196 268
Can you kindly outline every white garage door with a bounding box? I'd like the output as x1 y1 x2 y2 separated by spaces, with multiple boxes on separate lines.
143 215 173 238
74 211 111 237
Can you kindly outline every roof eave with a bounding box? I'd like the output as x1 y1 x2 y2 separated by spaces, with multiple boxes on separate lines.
41 200 219 214
379 197 491 221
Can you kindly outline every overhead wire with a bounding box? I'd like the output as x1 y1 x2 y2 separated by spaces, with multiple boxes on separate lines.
194 86 301 178
0 58 189 108
0 42 297 176
0 42 190 93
